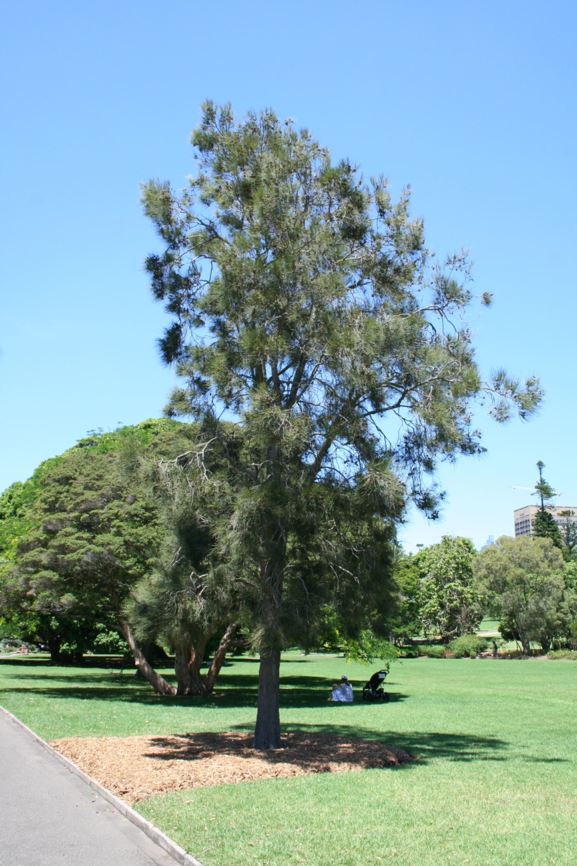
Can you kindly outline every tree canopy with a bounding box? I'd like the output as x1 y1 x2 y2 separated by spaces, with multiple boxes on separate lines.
414 536 482 642
1 421 195 676
143 102 542 747
532 461 563 549
474 535 572 653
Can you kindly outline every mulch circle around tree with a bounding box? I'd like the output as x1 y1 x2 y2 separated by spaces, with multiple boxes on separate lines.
51 731 415 803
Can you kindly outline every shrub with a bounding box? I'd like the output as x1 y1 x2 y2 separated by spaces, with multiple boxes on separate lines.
450 634 488 658
397 646 419 658
0 639 38 654
547 650 577 660
417 644 447 658
340 630 399 663
90 627 129 655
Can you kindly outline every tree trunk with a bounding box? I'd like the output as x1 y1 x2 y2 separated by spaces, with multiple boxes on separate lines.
254 645 282 749
253 458 287 750
205 623 237 694
117 618 176 696
47 635 62 663
174 637 207 695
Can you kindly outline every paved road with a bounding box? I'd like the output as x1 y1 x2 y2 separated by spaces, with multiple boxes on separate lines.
0 710 190 866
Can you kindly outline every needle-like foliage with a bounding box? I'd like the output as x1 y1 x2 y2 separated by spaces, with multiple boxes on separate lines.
143 103 542 747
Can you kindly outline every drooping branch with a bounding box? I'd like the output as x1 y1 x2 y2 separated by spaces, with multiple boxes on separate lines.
117 617 176 696
205 622 238 694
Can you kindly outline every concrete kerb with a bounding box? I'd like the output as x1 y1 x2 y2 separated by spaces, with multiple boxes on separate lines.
0 707 204 866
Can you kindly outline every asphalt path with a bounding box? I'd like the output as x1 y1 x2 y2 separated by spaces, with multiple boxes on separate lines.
0 709 192 866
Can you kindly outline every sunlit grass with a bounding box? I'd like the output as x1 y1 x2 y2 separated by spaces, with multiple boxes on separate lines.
2 653 577 865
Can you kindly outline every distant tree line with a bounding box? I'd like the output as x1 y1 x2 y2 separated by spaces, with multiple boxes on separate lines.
3 423 576 695
390 532 577 654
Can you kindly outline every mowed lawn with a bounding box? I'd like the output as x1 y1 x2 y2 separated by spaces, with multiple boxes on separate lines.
1 653 576 866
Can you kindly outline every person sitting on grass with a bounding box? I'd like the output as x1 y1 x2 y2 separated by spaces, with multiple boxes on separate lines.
340 675 353 702
328 676 354 703
329 681 343 702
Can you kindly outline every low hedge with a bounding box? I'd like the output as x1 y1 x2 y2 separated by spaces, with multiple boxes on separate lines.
449 635 489 658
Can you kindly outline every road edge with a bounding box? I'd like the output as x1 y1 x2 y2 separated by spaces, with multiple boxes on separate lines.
0 706 204 866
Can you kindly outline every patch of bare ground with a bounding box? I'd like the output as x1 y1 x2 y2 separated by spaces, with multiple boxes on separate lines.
51 731 414 803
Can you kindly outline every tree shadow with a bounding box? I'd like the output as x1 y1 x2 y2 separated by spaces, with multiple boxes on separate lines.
143 728 415 771
0 668 407 708
0 670 172 687
142 724 512 768
275 723 512 764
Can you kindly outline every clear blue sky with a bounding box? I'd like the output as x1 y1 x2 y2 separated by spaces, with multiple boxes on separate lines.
2 0 576 551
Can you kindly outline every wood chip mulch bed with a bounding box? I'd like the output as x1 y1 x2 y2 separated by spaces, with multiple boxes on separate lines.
51 731 414 803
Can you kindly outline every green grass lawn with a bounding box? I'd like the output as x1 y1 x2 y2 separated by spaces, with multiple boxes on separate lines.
477 617 501 635
1 653 576 866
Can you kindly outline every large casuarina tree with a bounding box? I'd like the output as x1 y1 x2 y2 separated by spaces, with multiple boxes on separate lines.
143 102 542 748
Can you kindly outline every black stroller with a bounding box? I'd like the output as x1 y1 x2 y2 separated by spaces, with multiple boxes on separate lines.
362 669 390 702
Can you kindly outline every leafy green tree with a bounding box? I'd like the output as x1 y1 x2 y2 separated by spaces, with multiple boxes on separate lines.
1 421 195 690
474 535 569 653
0 463 104 653
388 552 422 643
125 428 243 695
414 537 482 642
557 560 577 648
557 510 577 559
143 102 541 748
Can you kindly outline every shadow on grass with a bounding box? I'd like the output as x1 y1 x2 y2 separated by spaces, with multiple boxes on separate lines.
0 682 409 709
0 654 312 669
0 665 408 709
142 724 511 768
276 723 512 764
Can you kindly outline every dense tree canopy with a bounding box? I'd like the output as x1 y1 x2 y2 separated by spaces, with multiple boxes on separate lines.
414 536 482 641
1 420 197 684
532 509 563 549
388 552 422 643
143 103 541 747
474 535 573 653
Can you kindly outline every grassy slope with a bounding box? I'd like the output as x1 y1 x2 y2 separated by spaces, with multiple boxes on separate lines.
1 654 576 866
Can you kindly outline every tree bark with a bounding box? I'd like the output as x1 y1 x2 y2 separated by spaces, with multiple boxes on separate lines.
254 645 282 749
539 635 551 654
253 449 287 750
205 623 237 694
117 618 176 696
174 637 207 695
47 635 62 663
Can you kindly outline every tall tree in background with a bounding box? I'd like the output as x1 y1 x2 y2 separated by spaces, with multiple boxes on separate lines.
475 535 569 653
532 461 563 549
388 552 422 644
143 102 541 748
414 536 482 641
558 510 577 559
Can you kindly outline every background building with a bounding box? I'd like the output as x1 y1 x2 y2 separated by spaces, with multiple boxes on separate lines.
514 505 577 537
